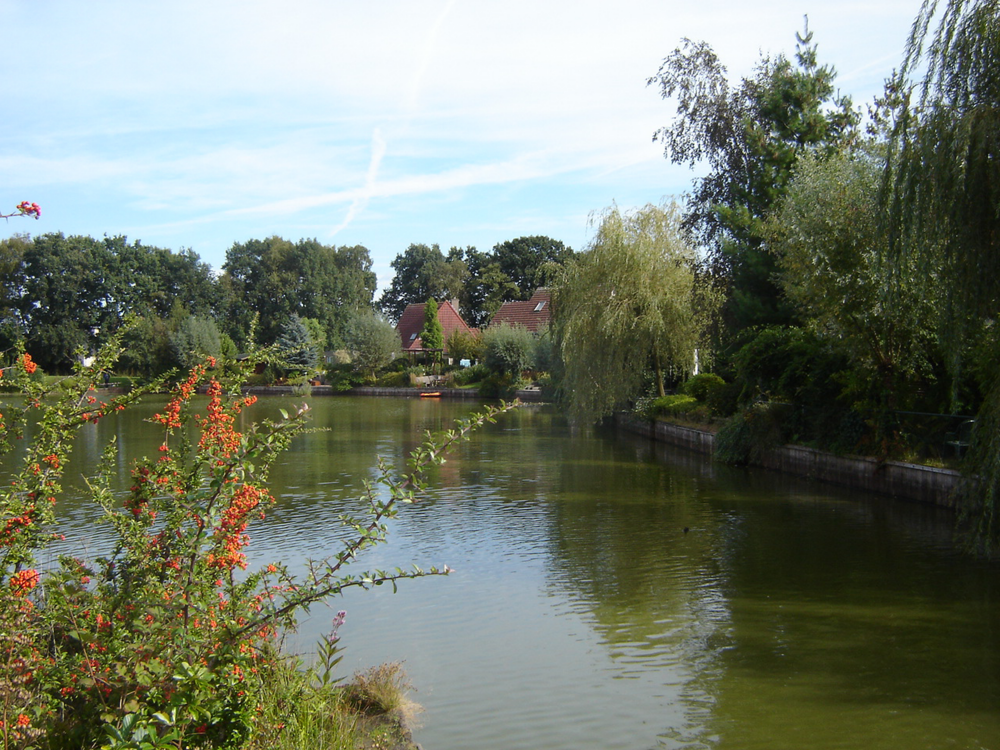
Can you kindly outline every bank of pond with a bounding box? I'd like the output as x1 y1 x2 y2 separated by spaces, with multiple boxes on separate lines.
12 394 999 750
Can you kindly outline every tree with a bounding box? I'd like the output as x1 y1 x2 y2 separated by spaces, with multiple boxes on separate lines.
460 249 519 328
555 203 718 424
458 238 573 328
300 317 327 357
419 298 443 352
170 315 222 369
118 315 175 377
275 314 319 373
345 312 400 378
770 148 937 414
885 0 1000 550
106 236 219 322
648 22 858 331
15 233 117 372
221 237 376 349
377 244 467 322
0 234 28 352
491 236 573 299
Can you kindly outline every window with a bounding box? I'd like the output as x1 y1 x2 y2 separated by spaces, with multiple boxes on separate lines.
409 333 417 340
534 301 546 312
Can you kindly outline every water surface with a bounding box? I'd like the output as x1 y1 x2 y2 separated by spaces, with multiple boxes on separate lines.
8 395 999 749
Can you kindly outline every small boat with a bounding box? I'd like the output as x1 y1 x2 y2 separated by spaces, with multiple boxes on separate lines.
420 391 442 398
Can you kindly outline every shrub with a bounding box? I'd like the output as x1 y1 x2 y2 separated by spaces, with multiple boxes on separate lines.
680 373 726 402
714 402 783 466
482 324 535 377
374 371 409 388
325 362 366 391
445 329 484 364
707 380 741 417
452 362 489 387
651 393 699 416
479 372 523 400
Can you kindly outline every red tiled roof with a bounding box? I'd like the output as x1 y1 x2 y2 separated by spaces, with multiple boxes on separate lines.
396 300 476 352
488 288 552 333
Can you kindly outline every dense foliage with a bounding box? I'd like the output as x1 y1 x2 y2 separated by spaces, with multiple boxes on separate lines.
648 23 858 332
221 237 376 352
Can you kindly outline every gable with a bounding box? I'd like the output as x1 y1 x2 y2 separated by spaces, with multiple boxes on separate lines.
395 300 476 352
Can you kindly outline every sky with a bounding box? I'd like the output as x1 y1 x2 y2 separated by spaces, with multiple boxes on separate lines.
2 0 921 292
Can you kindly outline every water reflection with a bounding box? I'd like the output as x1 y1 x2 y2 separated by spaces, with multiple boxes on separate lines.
2 395 998 749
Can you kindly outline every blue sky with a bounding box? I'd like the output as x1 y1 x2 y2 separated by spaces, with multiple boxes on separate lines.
2 0 919 292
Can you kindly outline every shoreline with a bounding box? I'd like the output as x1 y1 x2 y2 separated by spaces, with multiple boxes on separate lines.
617 413 961 508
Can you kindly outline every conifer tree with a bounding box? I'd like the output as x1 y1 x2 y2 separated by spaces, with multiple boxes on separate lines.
419 298 444 354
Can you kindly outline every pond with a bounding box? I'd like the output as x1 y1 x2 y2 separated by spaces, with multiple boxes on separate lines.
12 394 1000 749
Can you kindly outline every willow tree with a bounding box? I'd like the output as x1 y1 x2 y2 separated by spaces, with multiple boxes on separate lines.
555 203 717 424
887 0 1000 550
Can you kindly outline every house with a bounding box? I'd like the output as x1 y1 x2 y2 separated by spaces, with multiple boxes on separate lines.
488 288 552 333
395 299 476 355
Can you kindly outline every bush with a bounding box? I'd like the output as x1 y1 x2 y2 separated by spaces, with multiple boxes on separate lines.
652 394 699 416
445 329 484 364
384 356 410 373
482 324 535 377
374 371 409 388
479 372 524 400
714 402 783 466
680 373 726 402
707 380 741 417
452 362 489 387
325 362 366 391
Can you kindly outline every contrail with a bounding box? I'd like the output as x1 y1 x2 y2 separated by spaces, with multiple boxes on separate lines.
329 127 387 238
331 0 458 237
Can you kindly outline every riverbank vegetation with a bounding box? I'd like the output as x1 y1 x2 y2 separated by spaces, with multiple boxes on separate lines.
548 1 1000 553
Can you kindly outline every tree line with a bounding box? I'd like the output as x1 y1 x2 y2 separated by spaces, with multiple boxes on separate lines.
0 231 575 376
0 233 376 375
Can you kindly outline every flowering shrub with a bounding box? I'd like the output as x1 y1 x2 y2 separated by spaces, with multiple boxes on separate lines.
0 202 40 221
0 330 514 749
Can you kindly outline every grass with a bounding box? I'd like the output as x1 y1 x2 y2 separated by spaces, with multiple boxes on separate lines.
343 662 416 717
247 661 419 750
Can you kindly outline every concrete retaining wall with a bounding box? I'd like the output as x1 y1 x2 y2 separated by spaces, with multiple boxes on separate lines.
242 384 546 402
618 415 961 508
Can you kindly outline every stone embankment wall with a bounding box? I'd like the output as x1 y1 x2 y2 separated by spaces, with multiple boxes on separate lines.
619 415 962 508
241 384 546 401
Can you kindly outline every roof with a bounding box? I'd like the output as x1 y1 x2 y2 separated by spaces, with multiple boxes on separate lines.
488 288 552 333
395 299 476 352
